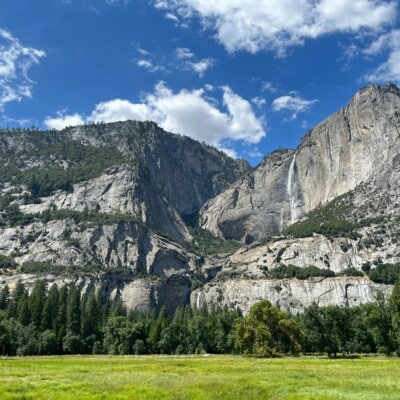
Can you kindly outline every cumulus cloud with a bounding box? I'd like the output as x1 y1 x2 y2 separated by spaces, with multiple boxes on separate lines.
154 0 396 55
89 99 153 122
44 112 85 130
0 29 45 109
272 94 317 120
363 29 400 84
44 82 266 152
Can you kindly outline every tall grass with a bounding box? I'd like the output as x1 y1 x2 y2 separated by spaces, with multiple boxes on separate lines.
1 355 399 399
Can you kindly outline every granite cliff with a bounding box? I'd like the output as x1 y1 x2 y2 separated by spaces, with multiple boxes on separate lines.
199 83 400 243
1 84 399 313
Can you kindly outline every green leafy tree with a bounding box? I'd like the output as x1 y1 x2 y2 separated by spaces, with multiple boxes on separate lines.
235 300 302 357
0 320 11 355
365 293 394 355
391 280 400 355
38 330 58 355
62 331 82 354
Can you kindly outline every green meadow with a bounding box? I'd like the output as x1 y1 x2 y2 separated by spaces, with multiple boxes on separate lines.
0 356 399 400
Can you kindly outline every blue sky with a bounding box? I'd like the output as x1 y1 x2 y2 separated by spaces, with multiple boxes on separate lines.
0 0 399 164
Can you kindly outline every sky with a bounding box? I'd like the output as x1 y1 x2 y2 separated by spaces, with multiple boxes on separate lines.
0 0 399 164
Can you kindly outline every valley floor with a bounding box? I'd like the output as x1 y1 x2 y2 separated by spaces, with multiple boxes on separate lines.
0 355 399 399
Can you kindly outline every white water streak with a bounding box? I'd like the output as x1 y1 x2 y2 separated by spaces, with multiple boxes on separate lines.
287 154 297 224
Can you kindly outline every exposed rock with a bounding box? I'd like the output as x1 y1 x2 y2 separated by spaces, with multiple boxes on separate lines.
192 277 391 315
200 83 400 242
0 85 399 313
220 234 400 277
66 120 251 218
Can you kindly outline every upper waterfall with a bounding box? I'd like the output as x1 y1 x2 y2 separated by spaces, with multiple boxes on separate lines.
287 154 297 224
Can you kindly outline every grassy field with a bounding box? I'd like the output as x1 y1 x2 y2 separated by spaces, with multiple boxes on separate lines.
0 355 399 399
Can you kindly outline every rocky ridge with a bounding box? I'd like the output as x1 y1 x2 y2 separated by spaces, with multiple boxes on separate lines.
199 83 400 243
1 84 400 313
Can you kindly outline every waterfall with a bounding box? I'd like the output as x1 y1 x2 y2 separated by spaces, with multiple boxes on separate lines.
287 154 297 224
196 292 201 309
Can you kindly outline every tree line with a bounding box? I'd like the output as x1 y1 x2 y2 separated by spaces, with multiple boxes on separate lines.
0 280 399 357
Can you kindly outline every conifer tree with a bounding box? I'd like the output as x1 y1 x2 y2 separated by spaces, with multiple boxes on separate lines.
0 285 10 310
41 283 60 331
67 286 81 336
391 280 400 355
17 292 31 326
29 280 46 328
6 281 25 319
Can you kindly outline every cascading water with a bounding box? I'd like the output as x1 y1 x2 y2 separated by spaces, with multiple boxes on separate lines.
287 154 297 224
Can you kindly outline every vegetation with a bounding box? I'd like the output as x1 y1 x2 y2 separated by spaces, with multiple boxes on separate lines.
268 264 336 280
189 227 241 255
284 193 385 239
1 356 400 400
0 279 400 358
0 142 128 209
0 255 16 270
364 262 400 284
0 281 242 356
1 206 139 228
235 300 302 357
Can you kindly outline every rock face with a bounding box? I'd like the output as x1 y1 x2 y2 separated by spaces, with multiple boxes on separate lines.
0 121 248 313
199 149 298 243
0 85 399 314
191 277 391 315
67 121 251 219
199 84 400 243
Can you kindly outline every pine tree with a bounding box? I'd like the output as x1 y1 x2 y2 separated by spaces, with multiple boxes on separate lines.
17 292 31 326
67 287 81 336
41 283 59 331
0 285 10 310
391 280 400 355
29 280 46 328
56 285 68 353
81 292 100 353
6 281 25 319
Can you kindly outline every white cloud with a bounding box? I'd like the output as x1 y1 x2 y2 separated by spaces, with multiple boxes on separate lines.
363 29 400 83
89 99 153 123
136 58 166 73
272 94 317 120
0 29 45 109
44 82 266 150
175 47 194 59
261 81 278 93
165 13 180 23
44 112 85 130
339 43 360 68
105 0 130 5
154 0 396 55
190 58 214 77
218 147 238 158
137 47 151 56
251 96 266 108
175 47 214 76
